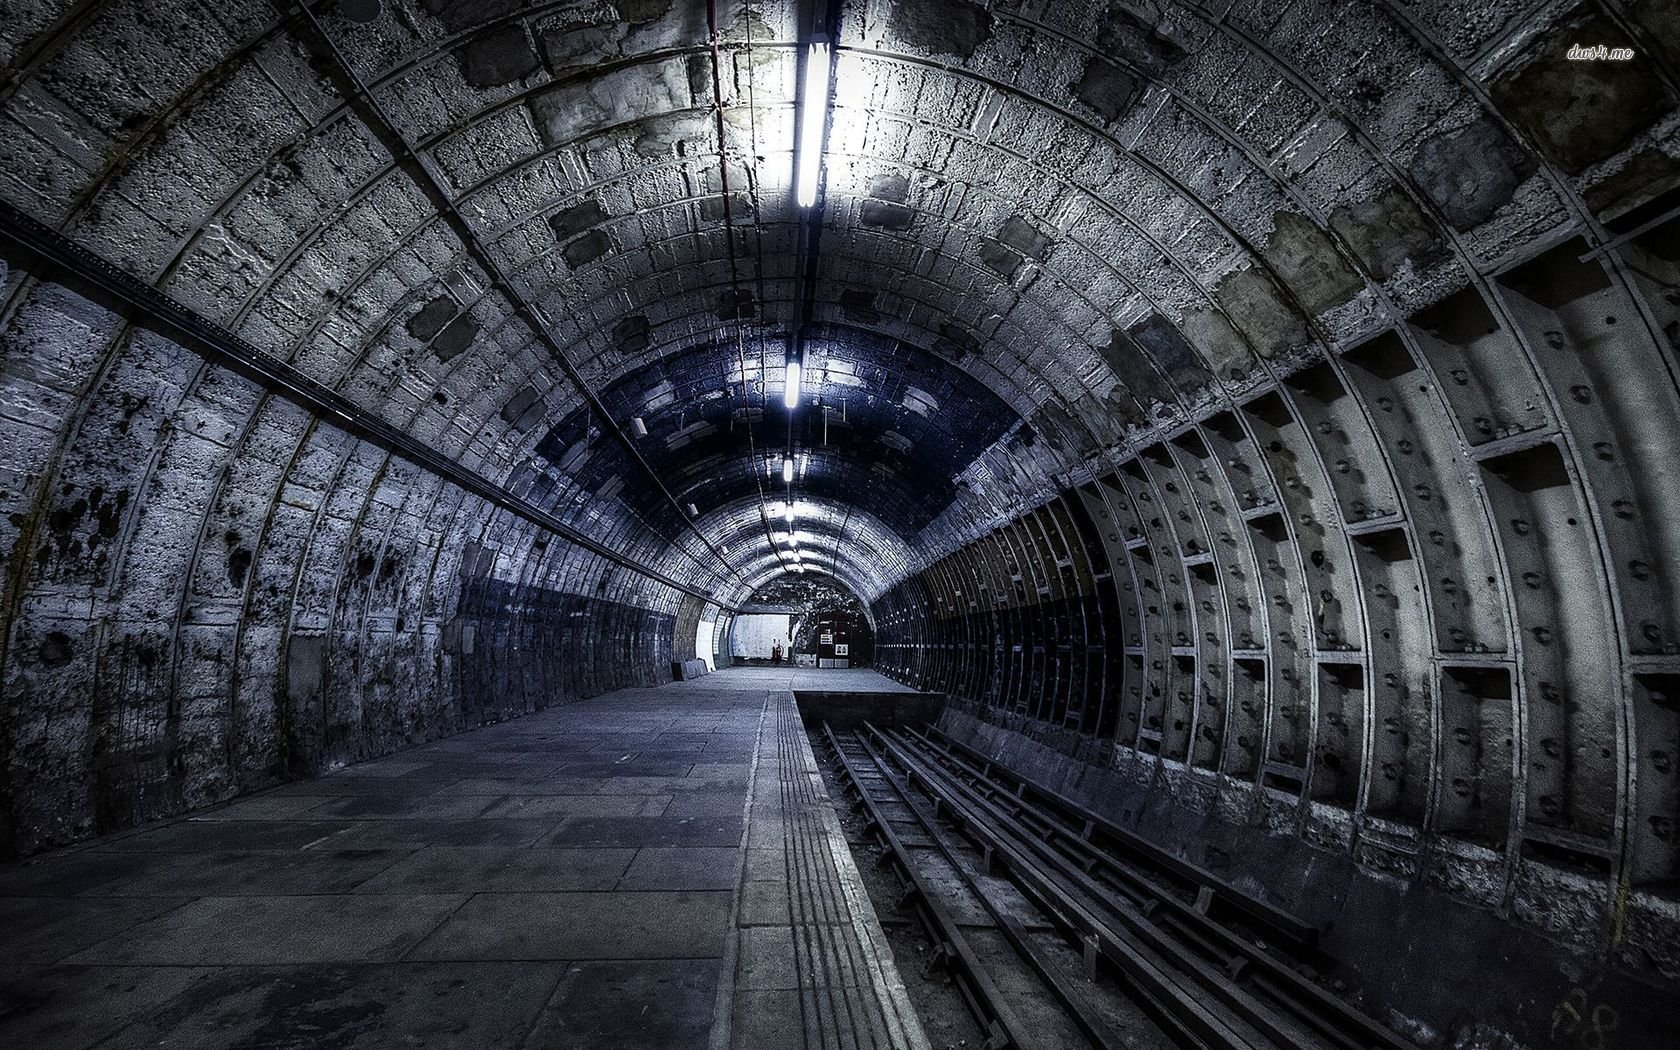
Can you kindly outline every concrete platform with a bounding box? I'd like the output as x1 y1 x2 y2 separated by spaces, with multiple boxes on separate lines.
0 668 929 1049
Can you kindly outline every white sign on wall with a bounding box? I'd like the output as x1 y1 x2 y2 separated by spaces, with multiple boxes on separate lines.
834 643 849 656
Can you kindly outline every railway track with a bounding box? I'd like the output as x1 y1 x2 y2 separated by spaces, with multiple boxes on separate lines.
817 721 1421 1050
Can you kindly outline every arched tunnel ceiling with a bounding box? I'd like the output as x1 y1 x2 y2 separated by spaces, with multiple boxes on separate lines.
2 0 1680 939
522 322 1021 594
7 0 1674 609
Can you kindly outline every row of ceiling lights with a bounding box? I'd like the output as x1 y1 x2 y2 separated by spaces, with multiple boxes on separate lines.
775 31 837 576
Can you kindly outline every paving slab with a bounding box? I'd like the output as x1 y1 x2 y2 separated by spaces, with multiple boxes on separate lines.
73 848 412 897
303 794 502 821
309 817 561 849
189 795 335 821
93 962 566 1049
0 896 194 963
737 925 801 991
406 890 733 960
0 965 217 1049
0 851 151 898
549 758 699 778
88 819 349 853
543 814 744 848
0 667 930 1049
665 790 754 818
740 877 793 927
616 846 741 890
266 776 455 797
521 959 716 1050
445 775 614 795
477 794 671 819
63 894 468 965
596 774 748 794
730 988 808 1050
352 846 635 893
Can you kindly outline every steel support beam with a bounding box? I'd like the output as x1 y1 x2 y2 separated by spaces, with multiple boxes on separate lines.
0 200 735 608
283 0 747 590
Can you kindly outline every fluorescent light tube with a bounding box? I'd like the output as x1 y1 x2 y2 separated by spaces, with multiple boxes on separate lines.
795 40 832 208
784 356 801 409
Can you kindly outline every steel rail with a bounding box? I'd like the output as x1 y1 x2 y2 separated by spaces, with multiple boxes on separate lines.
912 724 1317 949
860 724 1261 1050
0 201 731 607
819 724 1026 1050
870 740 1304 1050
875 725 1420 1050
894 726 1418 1050
845 727 1143 1050
905 727 1303 939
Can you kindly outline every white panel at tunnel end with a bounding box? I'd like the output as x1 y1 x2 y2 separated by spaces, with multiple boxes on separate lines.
696 617 717 671
729 614 794 659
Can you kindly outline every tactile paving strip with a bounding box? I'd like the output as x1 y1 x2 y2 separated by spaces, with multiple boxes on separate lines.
718 692 929 1050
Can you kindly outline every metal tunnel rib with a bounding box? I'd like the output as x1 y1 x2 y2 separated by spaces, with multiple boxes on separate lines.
282 0 749 590
0 199 734 607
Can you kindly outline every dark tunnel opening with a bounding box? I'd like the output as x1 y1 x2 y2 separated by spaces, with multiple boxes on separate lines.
0 0 1678 1046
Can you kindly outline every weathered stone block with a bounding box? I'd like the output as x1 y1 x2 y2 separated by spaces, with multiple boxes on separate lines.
460 23 541 88
1408 116 1535 231
888 0 992 59
1490 11 1672 174
1073 57 1141 124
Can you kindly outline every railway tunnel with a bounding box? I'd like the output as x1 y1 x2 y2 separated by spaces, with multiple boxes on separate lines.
0 0 1678 1046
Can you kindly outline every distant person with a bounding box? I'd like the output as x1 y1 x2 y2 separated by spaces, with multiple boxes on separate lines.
771 640 783 666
